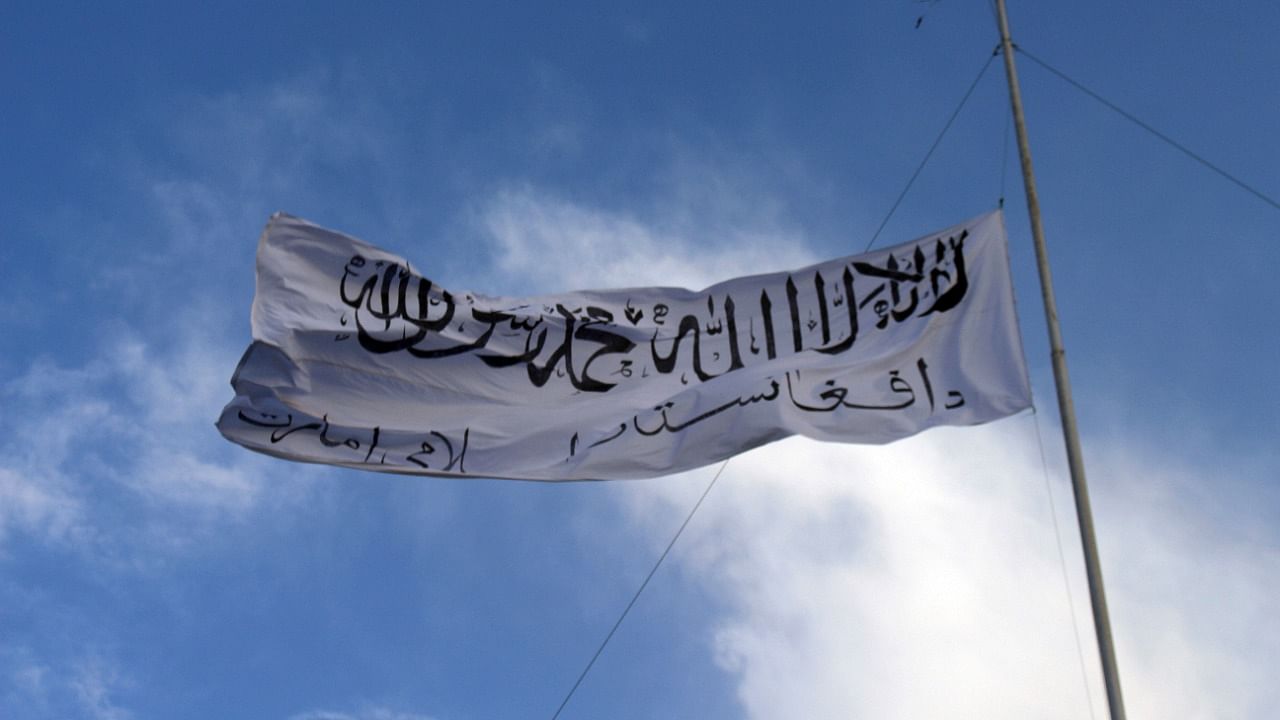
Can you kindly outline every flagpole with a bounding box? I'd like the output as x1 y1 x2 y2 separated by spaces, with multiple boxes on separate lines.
993 2 1127 719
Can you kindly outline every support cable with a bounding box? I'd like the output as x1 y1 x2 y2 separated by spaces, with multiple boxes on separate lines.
1027 408 1099 720
1016 46 1280 212
549 459 730 720
864 48 999 251
999 96 1012 207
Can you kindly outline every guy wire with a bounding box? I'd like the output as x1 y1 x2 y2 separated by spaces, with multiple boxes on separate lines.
549 459 730 719
865 47 998 252
1028 407 1099 720
1016 45 1280 212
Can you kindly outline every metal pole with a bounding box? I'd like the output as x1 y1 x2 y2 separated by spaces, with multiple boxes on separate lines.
992 2 1127 719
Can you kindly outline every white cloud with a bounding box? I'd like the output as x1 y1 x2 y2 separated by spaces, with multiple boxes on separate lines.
1092 445 1280 720
607 401 1280 720
626 424 1091 720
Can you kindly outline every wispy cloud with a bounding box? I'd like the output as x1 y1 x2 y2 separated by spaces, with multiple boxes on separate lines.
164 66 398 199
478 184 815 295
0 361 108 552
0 66 402 559
290 707 437 720
0 648 132 720
0 326 294 559
0 464 83 551
70 656 132 720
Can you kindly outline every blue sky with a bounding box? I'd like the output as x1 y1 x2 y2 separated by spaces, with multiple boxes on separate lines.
2 2 1277 718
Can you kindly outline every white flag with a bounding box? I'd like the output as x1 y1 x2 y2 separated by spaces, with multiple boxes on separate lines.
218 211 1030 480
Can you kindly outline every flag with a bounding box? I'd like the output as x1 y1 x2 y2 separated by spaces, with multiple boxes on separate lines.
217 211 1030 480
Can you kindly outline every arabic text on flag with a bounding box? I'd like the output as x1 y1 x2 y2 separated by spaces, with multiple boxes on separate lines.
218 210 1030 480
